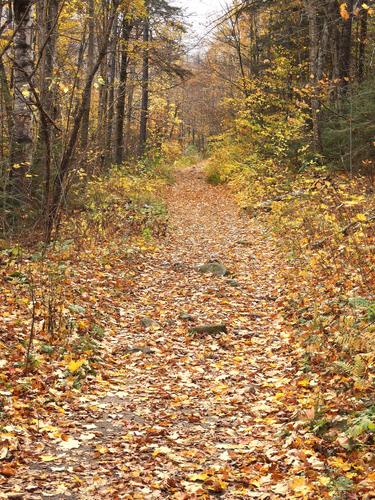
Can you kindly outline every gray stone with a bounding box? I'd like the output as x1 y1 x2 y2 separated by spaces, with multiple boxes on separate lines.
140 317 159 328
125 346 155 355
179 313 195 321
189 324 228 336
197 261 228 277
227 279 240 287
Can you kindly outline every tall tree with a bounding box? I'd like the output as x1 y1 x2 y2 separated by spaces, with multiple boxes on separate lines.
10 0 34 202
358 7 368 82
339 0 354 94
114 15 132 164
139 10 150 156
104 14 118 162
80 0 95 150
303 0 323 151
33 0 60 214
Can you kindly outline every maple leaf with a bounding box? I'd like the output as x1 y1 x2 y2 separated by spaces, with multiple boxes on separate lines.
67 359 86 373
188 473 209 482
289 476 312 496
328 456 352 471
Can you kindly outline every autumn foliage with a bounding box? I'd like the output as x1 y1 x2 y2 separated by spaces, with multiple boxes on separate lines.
0 0 375 497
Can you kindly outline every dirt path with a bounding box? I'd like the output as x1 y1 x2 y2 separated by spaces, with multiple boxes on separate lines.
4 167 302 499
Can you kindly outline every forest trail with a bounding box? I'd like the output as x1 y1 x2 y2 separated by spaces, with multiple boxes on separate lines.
5 166 302 499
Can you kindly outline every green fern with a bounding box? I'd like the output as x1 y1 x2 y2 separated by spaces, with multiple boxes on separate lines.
346 406 375 438
333 355 367 378
352 355 367 378
333 360 352 375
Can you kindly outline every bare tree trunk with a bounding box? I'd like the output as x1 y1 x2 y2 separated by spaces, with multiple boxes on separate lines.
139 14 149 157
339 0 353 94
124 60 136 156
10 0 34 202
358 8 368 83
0 60 13 142
317 19 328 80
104 20 117 163
114 16 131 165
97 57 108 156
33 0 59 217
80 0 95 150
324 0 341 103
303 0 322 152
229 12 249 97
249 10 260 77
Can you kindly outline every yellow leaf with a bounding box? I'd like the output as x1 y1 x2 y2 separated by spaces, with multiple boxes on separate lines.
340 3 350 20
96 445 108 454
328 456 352 471
289 477 312 495
356 213 367 221
319 476 331 486
67 359 86 373
40 455 60 462
152 446 172 457
298 378 310 387
77 319 89 330
188 473 209 482
207 480 228 492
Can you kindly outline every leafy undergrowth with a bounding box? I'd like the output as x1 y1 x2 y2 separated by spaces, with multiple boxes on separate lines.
206 143 375 496
173 145 203 169
0 171 167 483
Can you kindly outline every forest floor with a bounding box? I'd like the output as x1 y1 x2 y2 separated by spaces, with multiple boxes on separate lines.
1 166 373 498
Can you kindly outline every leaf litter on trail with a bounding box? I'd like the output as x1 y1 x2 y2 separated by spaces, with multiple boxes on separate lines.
0 166 374 498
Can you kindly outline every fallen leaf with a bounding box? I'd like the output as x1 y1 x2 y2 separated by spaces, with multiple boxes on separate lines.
67 359 86 373
58 438 80 450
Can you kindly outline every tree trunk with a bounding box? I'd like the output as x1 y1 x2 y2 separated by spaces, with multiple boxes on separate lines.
339 0 353 94
303 0 322 152
105 16 117 163
324 0 341 103
249 10 260 77
358 9 368 83
10 0 34 202
80 0 95 150
139 15 149 157
114 17 132 165
124 61 136 156
33 0 59 216
0 60 13 144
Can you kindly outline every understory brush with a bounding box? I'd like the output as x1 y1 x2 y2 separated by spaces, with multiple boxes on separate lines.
207 133 375 458
173 144 202 169
0 158 169 434
73 168 168 242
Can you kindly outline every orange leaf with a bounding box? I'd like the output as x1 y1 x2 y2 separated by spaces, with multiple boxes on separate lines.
340 3 350 20
0 465 16 477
